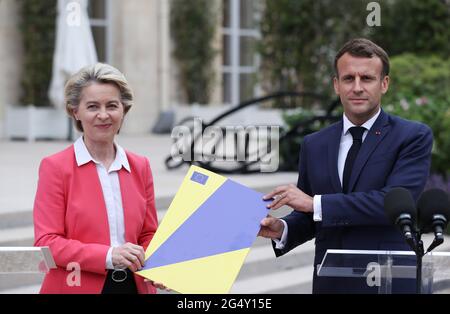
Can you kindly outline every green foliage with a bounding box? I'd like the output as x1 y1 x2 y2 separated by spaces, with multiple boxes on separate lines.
19 0 57 107
282 109 317 130
279 109 319 171
370 0 450 58
170 0 218 104
280 53 450 175
383 54 450 178
279 106 343 170
259 0 450 104
384 54 450 105
386 98 450 179
259 0 378 98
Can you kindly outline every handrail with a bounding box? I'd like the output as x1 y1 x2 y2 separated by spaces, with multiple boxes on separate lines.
165 91 341 173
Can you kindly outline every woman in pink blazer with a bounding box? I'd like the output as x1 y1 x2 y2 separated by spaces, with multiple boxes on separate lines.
34 63 160 294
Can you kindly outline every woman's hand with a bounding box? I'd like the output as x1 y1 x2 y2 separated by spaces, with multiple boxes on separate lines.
144 279 171 291
112 242 145 272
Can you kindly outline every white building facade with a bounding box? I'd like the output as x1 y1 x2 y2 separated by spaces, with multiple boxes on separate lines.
0 0 262 138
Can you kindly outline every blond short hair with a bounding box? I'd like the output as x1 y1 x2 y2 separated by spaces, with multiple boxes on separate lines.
64 63 133 132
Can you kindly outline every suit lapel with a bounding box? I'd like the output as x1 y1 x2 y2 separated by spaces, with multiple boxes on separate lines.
347 110 390 192
327 120 344 193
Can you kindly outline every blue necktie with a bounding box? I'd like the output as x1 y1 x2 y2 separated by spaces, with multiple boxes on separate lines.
342 126 366 194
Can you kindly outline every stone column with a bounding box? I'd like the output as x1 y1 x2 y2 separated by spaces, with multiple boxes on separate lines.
110 0 161 135
0 0 24 138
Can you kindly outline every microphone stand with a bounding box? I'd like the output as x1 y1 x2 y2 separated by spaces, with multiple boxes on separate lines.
414 231 425 294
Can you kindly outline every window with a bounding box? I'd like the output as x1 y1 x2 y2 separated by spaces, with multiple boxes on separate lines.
87 0 111 63
222 0 261 105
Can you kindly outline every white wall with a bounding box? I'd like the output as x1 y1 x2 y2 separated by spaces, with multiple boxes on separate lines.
0 0 24 138
110 0 161 135
0 0 227 138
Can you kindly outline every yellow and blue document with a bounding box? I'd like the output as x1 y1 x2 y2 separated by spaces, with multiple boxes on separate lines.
137 165 270 294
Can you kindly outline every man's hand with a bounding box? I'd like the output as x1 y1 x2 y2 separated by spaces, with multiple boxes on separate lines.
258 216 284 240
112 242 145 272
263 184 313 213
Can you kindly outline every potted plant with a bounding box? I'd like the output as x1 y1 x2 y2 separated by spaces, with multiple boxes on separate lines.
152 0 219 134
5 0 68 141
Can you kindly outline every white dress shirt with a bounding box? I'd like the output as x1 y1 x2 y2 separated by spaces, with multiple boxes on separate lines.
74 137 130 269
275 109 381 249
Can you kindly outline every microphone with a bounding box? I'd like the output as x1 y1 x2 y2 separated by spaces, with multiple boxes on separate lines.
384 187 417 252
417 189 450 253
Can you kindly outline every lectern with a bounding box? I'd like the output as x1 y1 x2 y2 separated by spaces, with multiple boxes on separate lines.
317 249 450 294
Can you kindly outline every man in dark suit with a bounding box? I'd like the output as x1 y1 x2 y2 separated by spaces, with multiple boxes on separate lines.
258 38 433 293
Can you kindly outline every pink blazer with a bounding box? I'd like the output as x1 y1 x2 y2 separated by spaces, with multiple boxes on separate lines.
33 145 158 294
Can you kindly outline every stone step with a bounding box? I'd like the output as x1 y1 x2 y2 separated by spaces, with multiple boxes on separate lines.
0 210 283 248
5 234 450 294
0 284 41 294
0 182 288 248
0 240 314 294
0 211 33 230
0 273 44 291
231 264 314 294
0 201 184 244
0 226 34 247
0 184 277 230
232 240 314 293
237 242 315 282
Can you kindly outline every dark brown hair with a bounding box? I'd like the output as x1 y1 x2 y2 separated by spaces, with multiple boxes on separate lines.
334 38 390 78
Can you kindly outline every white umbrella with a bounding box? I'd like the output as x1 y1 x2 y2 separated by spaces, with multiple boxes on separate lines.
48 0 98 108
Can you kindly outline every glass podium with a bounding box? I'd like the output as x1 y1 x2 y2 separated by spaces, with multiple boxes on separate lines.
317 249 450 294
0 247 56 274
